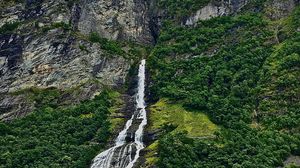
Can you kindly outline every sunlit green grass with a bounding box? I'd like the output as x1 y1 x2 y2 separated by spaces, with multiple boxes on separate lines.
149 98 218 137
107 91 125 132
144 98 219 167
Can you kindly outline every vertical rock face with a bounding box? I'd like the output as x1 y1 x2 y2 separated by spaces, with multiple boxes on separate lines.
185 0 300 25
265 0 299 20
1 0 130 92
0 0 155 120
78 0 155 44
185 0 249 25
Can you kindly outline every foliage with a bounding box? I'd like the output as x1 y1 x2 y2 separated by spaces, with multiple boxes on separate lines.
0 22 20 34
158 0 210 18
0 0 24 8
89 32 124 55
0 90 112 168
149 99 218 137
42 22 71 32
148 5 300 168
149 13 272 126
79 45 89 53
158 129 300 168
256 37 300 130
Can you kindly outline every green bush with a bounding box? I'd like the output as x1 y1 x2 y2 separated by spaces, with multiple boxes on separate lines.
88 32 124 55
0 90 111 168
148 7 300 168
0 22 20 34
42 22 71 33
158 0 210 18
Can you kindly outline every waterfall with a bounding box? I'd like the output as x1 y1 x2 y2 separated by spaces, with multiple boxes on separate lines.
91 59 147 168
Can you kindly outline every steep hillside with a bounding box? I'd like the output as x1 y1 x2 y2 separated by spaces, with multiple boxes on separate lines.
0 0 300 168
146 0 300 168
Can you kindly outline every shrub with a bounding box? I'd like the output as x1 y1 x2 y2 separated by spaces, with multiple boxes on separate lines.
0 22 20 34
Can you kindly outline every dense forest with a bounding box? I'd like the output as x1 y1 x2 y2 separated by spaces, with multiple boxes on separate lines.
0 89 111 168
148 1 300 168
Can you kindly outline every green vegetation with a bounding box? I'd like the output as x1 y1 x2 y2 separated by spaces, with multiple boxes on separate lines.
144 141 159 167
158 0 210 18
79 45 89 53
0 22 20 34
0 0 24 8
11 87 61 109
89 32 124 55
146 99 218 167
148 3 300 168
42 22 71 33
149 99 218 137
0 90 112 168
257 37 300 130
107 91 125 132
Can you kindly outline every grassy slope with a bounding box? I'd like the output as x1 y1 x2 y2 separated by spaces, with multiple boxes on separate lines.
149 99 218 137
145 99 218 167
107 91 125 132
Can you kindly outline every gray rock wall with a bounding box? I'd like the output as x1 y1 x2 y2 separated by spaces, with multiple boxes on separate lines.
78 0 155 44
185 0 249 25
185 0 300 25
0 0 151 120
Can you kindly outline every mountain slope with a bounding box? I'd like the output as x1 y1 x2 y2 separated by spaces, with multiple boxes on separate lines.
0 0 300 168
146 0 300 167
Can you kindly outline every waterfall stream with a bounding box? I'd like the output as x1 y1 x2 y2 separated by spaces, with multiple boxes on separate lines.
91 59 147 168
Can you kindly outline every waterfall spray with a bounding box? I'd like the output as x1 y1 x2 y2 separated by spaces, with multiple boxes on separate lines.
91 59 147 168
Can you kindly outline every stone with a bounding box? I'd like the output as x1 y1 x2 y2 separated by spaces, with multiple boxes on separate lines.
184 0 249 25
0 0 140 120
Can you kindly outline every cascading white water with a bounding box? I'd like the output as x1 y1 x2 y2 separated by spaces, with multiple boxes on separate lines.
91 59 147 168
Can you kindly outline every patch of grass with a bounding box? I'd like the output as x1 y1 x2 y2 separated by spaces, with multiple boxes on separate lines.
88 32 124 55
107 91 125 132
144 141 159 167
149 98 218 138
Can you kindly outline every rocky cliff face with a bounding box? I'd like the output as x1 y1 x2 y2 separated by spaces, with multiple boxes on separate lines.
0 0 155 121
78 0 155 44
185 0 249 25
185 0 300 25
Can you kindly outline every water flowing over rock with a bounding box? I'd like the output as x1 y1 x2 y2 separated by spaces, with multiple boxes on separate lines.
91 59 147 168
